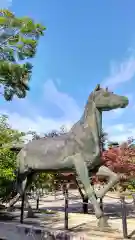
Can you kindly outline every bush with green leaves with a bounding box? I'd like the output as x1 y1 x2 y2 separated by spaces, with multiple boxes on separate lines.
0 114 25 200
127 179 135 191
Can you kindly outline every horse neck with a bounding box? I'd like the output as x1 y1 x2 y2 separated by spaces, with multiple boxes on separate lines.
71 103 101 138
70 100 102 145
95 108 102 139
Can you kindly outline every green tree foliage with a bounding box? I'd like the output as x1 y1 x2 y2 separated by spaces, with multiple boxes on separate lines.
31 173 56 193
0 9 46 100
0 115 25 200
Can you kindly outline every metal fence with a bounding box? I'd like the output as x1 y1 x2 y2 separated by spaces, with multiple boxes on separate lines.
0 190 135 239
25 188 135 239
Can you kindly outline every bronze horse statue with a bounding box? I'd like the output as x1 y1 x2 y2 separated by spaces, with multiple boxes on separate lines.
7 84 129 225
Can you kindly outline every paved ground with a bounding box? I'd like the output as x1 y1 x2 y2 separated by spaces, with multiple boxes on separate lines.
0 190 135 239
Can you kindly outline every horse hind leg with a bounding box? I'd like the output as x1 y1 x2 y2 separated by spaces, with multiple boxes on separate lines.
6 171 28 207
7 172 34 220
73 154 103 219
19 178 28 223
25 172 35 218
95 165 120 199
18 172 35 220
6 174 28 224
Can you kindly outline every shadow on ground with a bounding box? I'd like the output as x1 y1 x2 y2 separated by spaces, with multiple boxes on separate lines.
0 196 135 239
1 197 135 219
38 200 135 219
0 211 17 221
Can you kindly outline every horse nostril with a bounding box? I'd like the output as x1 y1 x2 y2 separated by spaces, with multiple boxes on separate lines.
121 97 129 107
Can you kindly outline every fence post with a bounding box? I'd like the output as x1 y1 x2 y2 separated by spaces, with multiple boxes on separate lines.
36 195 39 210
20 193 25 224
120 195 128 239
54 180 57 200
63 182 69 230
82 196 88 214
99 198 103 211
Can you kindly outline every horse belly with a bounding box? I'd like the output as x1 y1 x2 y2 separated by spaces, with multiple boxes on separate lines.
23 138 74 171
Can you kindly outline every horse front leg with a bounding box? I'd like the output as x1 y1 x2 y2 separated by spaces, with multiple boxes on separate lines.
73 153 103 219
25 172 35 218
96 165 120 199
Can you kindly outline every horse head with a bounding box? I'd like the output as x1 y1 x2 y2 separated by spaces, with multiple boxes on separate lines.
88 84 129 111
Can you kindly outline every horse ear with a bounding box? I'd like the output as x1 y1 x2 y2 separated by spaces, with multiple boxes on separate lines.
95 84 100 91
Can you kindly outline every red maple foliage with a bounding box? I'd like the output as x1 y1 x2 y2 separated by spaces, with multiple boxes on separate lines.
92 146 135 184
103 147 135 174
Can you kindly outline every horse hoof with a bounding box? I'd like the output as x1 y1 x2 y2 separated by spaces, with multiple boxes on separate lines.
97 216 110 230
95 209 103 219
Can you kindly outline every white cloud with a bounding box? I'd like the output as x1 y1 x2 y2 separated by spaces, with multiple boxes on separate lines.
1 109 134 144
0 109 75 142
103 57 135 87
107 108 125 119
103 106 127 122
0 79 134 144
2 109 134 144
0 110 74 134
0 80 81 136
113 109 126 117
44 79 81 121
126 93 133 103
0 0 12 8
106 124 126 133
105 123 135 143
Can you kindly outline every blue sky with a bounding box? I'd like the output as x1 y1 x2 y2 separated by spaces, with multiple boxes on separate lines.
1 0 135 142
